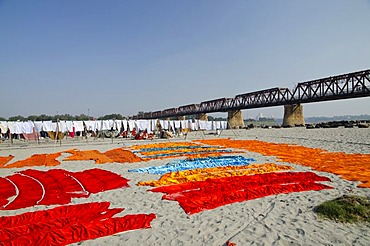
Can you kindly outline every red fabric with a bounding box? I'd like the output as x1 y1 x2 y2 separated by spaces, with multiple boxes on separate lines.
5 174 44 210
0 178 16 207
0 202 156 245
0 169 130 210
150 172 332 215
69 127 75 138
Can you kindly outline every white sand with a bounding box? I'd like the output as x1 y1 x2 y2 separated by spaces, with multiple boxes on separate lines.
0 127 369 246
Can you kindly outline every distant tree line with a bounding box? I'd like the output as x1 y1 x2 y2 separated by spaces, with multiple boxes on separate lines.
0 113 126 122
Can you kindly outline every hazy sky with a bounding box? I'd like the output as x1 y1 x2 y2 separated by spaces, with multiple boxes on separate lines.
1 0 370 119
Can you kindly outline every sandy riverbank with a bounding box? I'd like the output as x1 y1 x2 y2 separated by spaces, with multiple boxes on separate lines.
0 127 369 245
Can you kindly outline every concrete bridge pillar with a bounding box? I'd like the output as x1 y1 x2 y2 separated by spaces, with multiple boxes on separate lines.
197 113 208 121
282 104 305 127
227 110 245 129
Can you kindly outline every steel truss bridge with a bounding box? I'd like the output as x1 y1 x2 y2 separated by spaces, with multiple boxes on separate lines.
133 69 370 119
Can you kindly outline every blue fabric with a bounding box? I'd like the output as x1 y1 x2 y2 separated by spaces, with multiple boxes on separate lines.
128 156 255 174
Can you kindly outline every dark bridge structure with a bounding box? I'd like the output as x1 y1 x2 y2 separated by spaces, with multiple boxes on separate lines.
133 69 370 127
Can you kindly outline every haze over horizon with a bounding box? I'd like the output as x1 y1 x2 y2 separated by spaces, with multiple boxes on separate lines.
1 1 370 119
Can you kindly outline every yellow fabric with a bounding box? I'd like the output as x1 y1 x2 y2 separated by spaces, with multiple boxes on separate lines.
138 163 293 187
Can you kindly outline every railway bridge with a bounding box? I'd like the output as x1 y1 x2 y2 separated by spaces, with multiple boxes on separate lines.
132 69 370 128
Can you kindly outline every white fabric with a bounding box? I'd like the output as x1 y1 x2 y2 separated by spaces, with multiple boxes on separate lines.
215 121 221 130
74 121 84 132
42 121 54 131
136 120 150 131
162 120 169 130
122 120 128 131
7 122 15 134
94 121 102 131
14 122 24 134
23 121 35 134
127 120 135 131
169 121 175 132
151 120 157 131
51 122 58 132
34 121 43 132
84 121 95 131
101 120 110 130
221 121 228 129
58 121 68 132
174 120 181 129
0 121 8 133
205 121 213 131
65 121 74 132
198 120 207 130
190 121 197 131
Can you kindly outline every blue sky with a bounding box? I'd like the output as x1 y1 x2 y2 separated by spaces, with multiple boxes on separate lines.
1 0 370 119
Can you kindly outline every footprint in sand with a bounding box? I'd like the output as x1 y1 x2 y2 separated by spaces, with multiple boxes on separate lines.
296 228 305 236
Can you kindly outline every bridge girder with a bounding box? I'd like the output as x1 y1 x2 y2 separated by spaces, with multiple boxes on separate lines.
133 69 370 119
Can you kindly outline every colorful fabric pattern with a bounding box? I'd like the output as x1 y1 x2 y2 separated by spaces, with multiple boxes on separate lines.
150 172 332 215
196 139 370 188
130 142 244 160
0 169 129 210
138 163 294 187
0 202 156 245
129 156 255 175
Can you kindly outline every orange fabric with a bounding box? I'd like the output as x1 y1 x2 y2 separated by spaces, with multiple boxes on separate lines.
0 155 14 167
196 139 370 188
130 141 203 150
2 153 61 168
104 148 144 163
64 149 113 164
0 202 156 245
138 163 294 187
64 148 144 164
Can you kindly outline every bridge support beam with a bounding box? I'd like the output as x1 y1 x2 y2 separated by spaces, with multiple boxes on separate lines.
228 110 245 129
282 104 305 127
197 113 208 121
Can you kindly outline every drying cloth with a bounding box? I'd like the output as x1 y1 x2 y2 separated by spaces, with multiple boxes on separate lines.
0 168 129 210
0 156 14 167
196 139 370 188
129 156 255 175
1 153 62 168
150 171 332 215
138 163 294 187
64 148 143 164
0 202 156 245
73 121 84 132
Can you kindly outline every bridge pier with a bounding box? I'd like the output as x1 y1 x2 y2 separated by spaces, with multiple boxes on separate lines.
282 104 305 127
197 113 208 121
228 110 245 129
